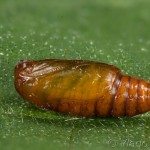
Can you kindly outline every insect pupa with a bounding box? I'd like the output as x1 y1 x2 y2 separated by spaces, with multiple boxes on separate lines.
14 59 150 117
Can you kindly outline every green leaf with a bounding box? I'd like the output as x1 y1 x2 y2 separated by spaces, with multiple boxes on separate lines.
0 0 150 150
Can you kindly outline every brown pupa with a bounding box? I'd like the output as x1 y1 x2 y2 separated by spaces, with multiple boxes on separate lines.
14 59 150 117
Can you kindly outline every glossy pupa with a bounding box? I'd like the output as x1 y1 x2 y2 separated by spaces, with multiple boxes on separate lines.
14 59 150 117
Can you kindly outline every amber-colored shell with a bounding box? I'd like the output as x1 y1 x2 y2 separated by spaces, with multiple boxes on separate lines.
14 59 150 117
